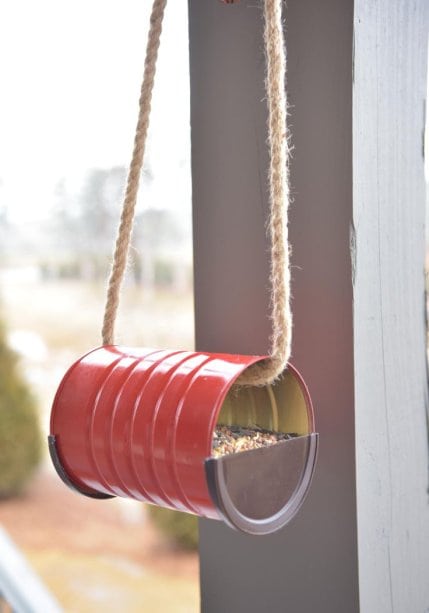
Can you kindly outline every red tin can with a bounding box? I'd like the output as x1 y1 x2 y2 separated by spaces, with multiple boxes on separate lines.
49 346 317 534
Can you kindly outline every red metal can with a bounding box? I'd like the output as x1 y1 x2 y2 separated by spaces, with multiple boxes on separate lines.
49 346 317 534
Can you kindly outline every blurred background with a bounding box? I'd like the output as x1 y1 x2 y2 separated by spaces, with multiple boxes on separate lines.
0 1 198 611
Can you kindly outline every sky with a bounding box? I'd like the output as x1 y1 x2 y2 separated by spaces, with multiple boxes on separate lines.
0 0 191 223
0 4 428 224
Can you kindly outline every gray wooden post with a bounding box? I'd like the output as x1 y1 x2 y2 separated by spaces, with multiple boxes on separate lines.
353 2 429 611
189 0 429 611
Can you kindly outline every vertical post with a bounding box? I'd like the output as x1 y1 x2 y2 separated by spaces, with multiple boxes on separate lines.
189 0 428 610
353 1 429 611
189 0 272 357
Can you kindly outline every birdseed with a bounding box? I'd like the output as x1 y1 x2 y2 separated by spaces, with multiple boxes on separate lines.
212 424 297 458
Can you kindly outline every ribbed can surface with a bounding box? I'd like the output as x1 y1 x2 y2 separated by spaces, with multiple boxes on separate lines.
50 346 266 518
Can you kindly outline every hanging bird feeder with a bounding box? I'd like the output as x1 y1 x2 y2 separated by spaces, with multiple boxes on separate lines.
49 347 317 534
48 0 318 536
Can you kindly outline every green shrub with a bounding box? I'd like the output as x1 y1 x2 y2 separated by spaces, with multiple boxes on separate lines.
0 321 42 497
147 505 199 550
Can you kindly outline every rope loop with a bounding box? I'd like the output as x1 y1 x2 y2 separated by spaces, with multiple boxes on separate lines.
102 0 292 387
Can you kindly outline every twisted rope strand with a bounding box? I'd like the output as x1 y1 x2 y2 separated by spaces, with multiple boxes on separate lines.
102 0 167 345
238 0 291 386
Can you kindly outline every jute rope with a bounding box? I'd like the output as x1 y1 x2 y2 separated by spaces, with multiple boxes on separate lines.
102 0 167 345
102 0 292 387
237 0 291 385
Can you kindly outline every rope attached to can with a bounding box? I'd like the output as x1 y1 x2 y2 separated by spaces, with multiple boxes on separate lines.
237 0 290 386
101 0 167 346
102 0 292 386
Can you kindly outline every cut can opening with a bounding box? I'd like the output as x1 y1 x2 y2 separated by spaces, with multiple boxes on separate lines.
211 366 313 458
205 364 318 534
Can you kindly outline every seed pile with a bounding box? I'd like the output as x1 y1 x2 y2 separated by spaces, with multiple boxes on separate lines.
212 424 297 458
